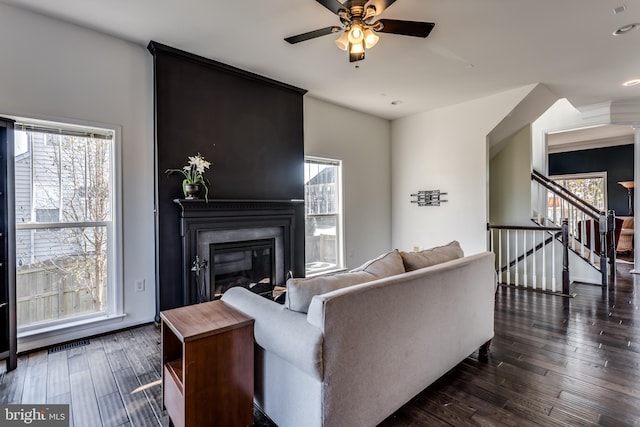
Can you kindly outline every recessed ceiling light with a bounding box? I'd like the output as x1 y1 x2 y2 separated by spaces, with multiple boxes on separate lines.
613 5 626 15
391 100 403 106
623 79 640 87
613 23 640 35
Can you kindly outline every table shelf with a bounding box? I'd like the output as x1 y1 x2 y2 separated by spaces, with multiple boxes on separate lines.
161 300 254 427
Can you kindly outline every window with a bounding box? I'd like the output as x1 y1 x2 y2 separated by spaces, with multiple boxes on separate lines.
550 172 607 212
304 156 344 275
35 208 60 224
14 120 121 332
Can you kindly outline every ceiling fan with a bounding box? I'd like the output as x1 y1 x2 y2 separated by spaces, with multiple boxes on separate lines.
285 0 435 63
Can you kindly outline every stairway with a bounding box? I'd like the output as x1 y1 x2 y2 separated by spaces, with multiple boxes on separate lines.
531 169 616 288
488 170 615 293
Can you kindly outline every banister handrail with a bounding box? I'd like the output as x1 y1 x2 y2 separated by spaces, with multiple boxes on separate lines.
532 170 602 215
532 170 603 218
487 220 570 295
488 223 561 273
532 173 602 220
488 224 561 232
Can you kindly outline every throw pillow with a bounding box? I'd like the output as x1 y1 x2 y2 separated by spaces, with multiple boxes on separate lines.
286 249 405 313
350 248 406 276
399 240 464 272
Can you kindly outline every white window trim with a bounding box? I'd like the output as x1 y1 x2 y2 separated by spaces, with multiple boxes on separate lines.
304 155 345 276
7 114 124 345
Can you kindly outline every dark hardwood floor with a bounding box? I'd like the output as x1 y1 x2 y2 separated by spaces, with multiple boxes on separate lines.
1 261 639 426
382 260 640 427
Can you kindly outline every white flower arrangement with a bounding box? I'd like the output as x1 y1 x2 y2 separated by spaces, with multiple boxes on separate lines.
166 153 211 201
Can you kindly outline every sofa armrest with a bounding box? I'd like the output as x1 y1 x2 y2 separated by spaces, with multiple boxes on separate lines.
221 287 323 380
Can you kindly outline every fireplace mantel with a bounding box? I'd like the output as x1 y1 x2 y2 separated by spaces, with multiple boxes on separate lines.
174 199 305 306
175 198 304 216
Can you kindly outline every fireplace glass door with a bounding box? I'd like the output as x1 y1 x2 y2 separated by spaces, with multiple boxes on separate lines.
210 239 275 299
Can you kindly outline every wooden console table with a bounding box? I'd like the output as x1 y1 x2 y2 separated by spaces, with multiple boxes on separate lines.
161 300 254 427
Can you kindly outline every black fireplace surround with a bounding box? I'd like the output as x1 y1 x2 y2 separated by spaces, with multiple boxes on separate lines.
175 199 303 307
148 42 307 320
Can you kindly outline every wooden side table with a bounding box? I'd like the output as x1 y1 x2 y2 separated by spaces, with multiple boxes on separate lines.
161 300 254 427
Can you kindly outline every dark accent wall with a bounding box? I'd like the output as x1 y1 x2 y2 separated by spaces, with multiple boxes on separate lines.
548 144 634 216
147 42 307 319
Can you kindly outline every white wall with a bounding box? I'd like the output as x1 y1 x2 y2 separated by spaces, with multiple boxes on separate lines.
304 97 392 268
391 86 534 255
531 98 584 174
489 125 533 226
0 3 155 350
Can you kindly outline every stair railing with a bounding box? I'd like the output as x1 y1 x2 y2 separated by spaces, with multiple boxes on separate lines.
488 220 570 295
531 170 614 288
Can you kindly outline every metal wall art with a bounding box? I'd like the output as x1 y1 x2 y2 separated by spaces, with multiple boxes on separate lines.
410 190 448 206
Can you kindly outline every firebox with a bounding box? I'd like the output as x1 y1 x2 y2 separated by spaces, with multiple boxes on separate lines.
210 238 275 299
174 199 304 308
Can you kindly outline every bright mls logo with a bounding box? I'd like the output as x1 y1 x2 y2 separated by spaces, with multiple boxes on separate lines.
0 405 69 426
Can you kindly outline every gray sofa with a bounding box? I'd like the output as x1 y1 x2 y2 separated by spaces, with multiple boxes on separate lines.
222 245 496 427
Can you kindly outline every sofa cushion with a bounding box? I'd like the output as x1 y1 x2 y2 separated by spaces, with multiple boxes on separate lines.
399 241 464 272
349 248 406 276
286 250 404 313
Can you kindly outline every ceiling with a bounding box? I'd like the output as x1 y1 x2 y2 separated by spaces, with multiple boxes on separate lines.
1 0 640 120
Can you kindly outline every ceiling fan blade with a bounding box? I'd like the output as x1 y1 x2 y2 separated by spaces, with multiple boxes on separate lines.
315 0 348 15
365 0 397 14
285 26 341 44
375 19 435 38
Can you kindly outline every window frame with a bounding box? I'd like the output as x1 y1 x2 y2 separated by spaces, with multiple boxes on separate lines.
549 171 608 212
304 155 345 276
12 117 123 336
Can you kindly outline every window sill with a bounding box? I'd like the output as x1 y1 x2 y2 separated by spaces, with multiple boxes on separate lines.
17 313 127 353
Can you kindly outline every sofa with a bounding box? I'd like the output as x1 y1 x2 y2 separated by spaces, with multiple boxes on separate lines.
222 242 496 427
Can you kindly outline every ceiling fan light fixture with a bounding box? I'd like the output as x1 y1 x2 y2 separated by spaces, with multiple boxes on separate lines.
335 31 349 51
284 0 436 64
348 24 365 44
363 5 377 21
349 41 365 54
348 41 365 62
364 28 379 48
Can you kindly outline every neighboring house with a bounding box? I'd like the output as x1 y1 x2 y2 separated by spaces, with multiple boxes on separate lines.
13 131 110 327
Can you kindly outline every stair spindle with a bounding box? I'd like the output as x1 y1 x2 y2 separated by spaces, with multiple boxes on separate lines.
551 231 556 292
532 230 537 289
542 235 546 291
498 229 502 283
523 230 528 288
514 231 519 287
506 230 510 286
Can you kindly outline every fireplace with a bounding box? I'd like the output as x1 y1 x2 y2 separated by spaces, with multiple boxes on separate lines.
197 226 284 300
175 199 304 306
209 239 275 298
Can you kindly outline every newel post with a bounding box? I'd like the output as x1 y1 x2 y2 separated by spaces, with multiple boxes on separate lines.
562 218 570 295
599 213 608 289
608 210 616 287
